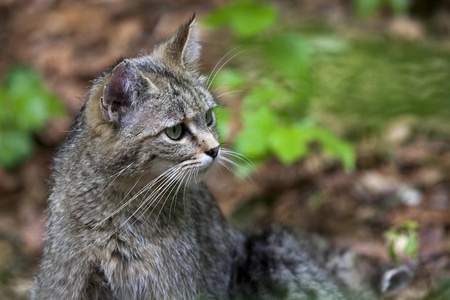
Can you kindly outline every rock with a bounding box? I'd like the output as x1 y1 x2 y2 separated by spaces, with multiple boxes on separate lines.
389 17 424 41
387 120 412 146
397 186 422 207
355 171 400 201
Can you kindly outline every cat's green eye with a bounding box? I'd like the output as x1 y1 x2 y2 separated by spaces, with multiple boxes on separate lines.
205 110 214 126
165 124 184 140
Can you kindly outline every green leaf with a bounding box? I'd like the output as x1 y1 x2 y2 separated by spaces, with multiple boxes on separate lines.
214 106 232 141
202 4 232 27
203 1 278 37
0 65 66 169
262 33 311 79
269 127 309 165
389 0 411 15
0 130 34 170
384 229 400 241
234 107 276 158
242 79 290 111
405 231 419 259
296 126 355 171
211 69 246 90
388 242 399 264
402 220 418 231
353 0 383 18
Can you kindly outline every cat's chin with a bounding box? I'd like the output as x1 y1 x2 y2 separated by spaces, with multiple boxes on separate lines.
193 154 216 180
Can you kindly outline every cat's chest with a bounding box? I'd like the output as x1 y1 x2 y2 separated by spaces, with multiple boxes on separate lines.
98 223 204 299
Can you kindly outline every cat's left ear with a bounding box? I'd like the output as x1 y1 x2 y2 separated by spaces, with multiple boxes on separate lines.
154 15 201 71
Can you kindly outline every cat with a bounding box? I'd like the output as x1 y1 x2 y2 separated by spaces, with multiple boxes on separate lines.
31 16 412 299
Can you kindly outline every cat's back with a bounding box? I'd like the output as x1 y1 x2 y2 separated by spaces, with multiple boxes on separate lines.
229 225 376 300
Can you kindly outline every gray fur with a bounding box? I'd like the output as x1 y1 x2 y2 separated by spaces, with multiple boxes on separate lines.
32 18 410 300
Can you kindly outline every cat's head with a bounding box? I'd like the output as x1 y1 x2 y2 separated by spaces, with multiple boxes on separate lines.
85 16 220 183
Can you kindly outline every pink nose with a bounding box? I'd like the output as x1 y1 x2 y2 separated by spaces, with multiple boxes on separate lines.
205 146 219 159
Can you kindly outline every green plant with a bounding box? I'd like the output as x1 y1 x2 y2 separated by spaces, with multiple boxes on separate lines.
384 220 419 264
204 1 355 171
312 35 450 140
0 66 65 169
203 0 278 37
354 0 412 18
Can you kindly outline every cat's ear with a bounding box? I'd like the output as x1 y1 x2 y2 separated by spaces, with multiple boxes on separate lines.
154 15 201 71
101 60 155 123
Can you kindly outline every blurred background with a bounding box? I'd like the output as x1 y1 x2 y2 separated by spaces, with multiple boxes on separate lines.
1 0 450 298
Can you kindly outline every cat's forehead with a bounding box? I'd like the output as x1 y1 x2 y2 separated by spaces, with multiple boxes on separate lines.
128 56 217 136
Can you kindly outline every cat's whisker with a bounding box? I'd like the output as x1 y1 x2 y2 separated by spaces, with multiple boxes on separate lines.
136 163 197 224
163 169 193 222
144 165 195 224
217 160 242 179
182 167 195 211
100 164 182 225
215 90 243 99
207 50 244 90
98 163 134 196
169 169 191 221
95 174 144 228
111 165 184 233
217 160 234 175
157 168 192 224
220 148 258 172
211 86 223 94
220 148 253 163
131 167 186 225
220 149 259 181
194 167 200 188
103 163 134 181
220 156 256 184
206 46 242 87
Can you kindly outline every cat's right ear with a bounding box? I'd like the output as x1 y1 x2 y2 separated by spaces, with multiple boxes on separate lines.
153 15 201 71
101 60 155 123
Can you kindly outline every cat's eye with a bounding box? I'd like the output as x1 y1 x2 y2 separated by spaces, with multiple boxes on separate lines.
165 124 184 140
205 110 214 126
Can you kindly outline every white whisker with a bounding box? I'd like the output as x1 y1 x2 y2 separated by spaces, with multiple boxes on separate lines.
108 164 184 235
99 164 181 225
215 90 243 99
206 46 242 87
220 148 258 172
169 169 191 221
133 167 186 225
217 160 244 179
98 163 134 196
207 50 244 90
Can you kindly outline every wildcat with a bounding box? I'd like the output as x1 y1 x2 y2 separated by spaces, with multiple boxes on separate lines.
31 16 411 299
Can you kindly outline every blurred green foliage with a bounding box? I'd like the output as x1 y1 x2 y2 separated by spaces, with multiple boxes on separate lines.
204 1 355 171
384 221 419 264
0 66 65 169
204 0 450 173
203 1 278 37
312 35 450 139
353 0 412 18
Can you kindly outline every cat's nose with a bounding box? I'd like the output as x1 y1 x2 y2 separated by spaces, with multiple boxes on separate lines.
205 146 220 159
